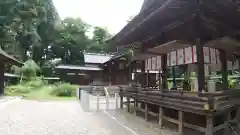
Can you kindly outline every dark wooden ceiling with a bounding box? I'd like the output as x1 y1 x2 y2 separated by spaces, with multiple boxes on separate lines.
114 0 240 51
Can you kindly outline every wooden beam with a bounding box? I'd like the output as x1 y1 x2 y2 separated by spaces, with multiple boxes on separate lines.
148 40 192 54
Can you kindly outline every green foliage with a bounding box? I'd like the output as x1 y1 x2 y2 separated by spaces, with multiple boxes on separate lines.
22 59 40 79
5 78 78 99
50 83 78 97
6 84 31 95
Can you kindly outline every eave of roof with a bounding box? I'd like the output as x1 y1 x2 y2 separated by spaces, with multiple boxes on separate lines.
56 65 102 71
0 48 22 66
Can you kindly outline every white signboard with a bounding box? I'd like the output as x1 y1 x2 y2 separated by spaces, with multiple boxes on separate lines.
152 57 157 70
147 58 152 70
145 59 148 70
167 53 170 66
203 47 210 63
177 49 184 65
210 48 216 64
192 46 197 63
184 47 192 64
233 60 239 70
170 51 177 66
156 56 161 69
228 61 233 70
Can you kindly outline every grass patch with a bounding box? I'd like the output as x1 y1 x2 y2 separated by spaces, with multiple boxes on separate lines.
5 79 79 100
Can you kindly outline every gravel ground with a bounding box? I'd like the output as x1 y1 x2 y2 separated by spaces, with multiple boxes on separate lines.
0 97 181 135
0 98 138 135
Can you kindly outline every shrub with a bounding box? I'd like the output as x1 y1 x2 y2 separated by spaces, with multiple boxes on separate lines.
27 79 45 88
50 83 79 97
6 84 31 95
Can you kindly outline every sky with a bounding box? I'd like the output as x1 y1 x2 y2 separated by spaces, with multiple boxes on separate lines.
52 0 144 35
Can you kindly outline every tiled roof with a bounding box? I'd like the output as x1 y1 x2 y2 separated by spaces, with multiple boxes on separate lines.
84 53 113 64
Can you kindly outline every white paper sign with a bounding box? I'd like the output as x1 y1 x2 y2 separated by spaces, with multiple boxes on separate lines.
203 47 210 63
215 49 221 71
210 48 216 64
192 46 197 63
177 49 184 65
233 60 239 70
148 58 151 70
170 51 177 66
152 57 157 70
156 56 161 69
145 59 148 70
228 61 233 70
184 47 192 64
167 53 170 66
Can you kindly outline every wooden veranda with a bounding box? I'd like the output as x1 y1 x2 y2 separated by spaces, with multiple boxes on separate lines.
111 1 240 135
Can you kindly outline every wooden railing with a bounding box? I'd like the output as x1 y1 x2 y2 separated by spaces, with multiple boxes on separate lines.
119 86 240 115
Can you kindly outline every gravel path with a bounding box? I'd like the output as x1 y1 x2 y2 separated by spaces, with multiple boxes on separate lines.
0 98 136 135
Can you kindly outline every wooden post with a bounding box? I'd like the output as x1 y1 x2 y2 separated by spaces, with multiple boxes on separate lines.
178 111 183 135
141 60 145 88
120 96 123 108
159 107 163 128
196 38 205 92
109 64 112 86
158 70 161 90
146 70 149 88
115 93 119 109
145 103 148 121
161 54 167 90
219 50 228 90
97 93 100 111
127 98 130 112
134 100 137 115
172 66 177 90
206 115 213 135
0 63 4 95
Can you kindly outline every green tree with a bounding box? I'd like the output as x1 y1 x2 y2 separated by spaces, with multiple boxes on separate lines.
49 18 90 65
89 26 113 53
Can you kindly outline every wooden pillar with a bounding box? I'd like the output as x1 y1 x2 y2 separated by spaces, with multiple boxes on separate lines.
146 70 149 88
206 115 213 135
141 60 145 88
161 54 167 90
134 100 137 115
119 87 123 108
145 103 148 121
178 111 183 135
109 64 112 85
172 66 177 90
224 110 231 135
0 63 4 95
127 98 130 112
159 107 163 128
128 65 132 83
158 70 161 90
219 50 228 90
196 38 205 92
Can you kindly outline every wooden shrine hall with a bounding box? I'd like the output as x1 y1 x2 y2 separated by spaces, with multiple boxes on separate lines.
110 1 240 135
0 48 22 94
